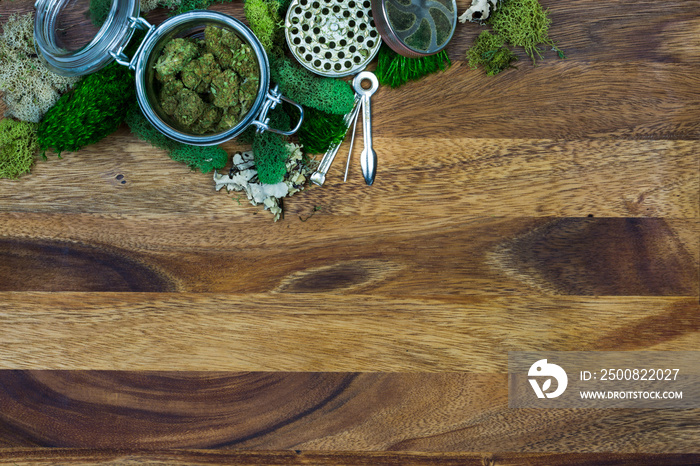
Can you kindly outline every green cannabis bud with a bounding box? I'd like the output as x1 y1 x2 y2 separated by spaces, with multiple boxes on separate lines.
154 26 260 135
155 38 199 77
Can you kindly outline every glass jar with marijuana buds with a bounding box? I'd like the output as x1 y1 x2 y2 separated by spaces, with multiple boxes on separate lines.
34 0 303 145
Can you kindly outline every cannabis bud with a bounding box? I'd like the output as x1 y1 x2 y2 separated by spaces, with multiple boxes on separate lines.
154 26 260 135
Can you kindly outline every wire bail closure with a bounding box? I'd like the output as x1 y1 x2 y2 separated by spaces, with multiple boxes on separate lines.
110 16 156 70
252 85 304 136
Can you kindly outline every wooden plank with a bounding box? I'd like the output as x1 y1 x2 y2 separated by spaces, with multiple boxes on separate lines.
449 0 700 65
5 0 700 66
3 4 700 144
0 215 696 294
374 61 700 140
0 294 697 371
1 0 698 460
1 133 698 217
1 449 699 465
148 0 700 67
0 371 697 452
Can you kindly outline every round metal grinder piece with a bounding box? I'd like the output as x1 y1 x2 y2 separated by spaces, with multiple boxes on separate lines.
372 0 457 57
285 0 382 77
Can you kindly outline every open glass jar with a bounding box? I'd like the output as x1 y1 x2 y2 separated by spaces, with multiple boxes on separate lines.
34 0 303 146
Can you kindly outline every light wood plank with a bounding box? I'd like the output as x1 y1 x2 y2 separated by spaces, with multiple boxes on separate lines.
0 132 697 217
0 293 697 371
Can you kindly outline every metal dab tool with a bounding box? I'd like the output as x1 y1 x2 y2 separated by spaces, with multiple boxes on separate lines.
343 103 361 182
310 94 362 186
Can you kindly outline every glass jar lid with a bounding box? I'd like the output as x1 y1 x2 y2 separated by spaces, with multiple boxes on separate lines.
34 0 140 76
372 0 456 57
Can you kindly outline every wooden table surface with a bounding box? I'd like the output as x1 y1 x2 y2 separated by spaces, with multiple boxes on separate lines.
1 0 699 464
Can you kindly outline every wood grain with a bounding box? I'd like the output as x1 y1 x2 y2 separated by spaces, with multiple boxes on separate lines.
0 371 698 453
1 449 699 465
1 0 699 461
1 293 697 371
1 132 698 217
0 214 697 294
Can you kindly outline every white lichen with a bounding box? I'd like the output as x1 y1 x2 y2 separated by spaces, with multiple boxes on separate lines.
214 144 316 221
0 13 79 123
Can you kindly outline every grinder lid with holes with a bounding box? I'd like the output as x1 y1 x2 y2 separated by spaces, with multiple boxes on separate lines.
285 0 382 77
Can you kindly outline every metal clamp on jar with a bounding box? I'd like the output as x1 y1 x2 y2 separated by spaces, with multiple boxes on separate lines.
33 0 303 146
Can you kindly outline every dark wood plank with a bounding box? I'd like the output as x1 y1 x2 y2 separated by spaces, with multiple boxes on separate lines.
1 449 699 465
0 215 696 294
0 372 698 452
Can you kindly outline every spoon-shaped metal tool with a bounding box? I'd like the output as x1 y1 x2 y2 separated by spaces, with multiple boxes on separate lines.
352 71 379 185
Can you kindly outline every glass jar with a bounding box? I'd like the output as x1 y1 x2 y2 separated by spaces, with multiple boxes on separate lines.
33 0 303 146
371 0 456 58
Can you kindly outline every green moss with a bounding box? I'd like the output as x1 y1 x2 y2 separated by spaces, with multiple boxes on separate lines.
252 106 290 184
276 0 293 14
375 45 451 88
167 0 236 15
244 0 284 58
88 0 112 27
488 0 564 64
297 106 347 154
169 144 229 173
0 118 38 179
270 57 354 115
37 62 135 156
467 31 517 76
237 126 257 145
125 106 180 153
125 106 227 173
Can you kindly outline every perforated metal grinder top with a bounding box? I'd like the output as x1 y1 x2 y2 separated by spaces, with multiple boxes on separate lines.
285 0 382 77
371 0 457 57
